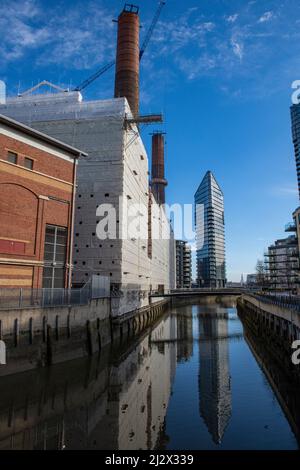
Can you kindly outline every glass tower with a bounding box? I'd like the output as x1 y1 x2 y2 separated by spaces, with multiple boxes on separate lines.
194 171 226 288
291 103 300 199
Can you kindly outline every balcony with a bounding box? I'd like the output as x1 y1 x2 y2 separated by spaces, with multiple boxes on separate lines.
285 222 297 232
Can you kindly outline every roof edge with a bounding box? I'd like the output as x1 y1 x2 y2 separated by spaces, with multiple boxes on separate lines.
0 113 87 158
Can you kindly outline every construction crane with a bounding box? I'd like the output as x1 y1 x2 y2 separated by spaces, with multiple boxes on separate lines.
139 1 165 60
73 1 166 92
73 60 115 92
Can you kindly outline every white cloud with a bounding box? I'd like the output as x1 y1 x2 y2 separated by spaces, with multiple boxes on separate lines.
1 0 300 102
0 0 116 70
258 11 274 23
226 14 239 23
270 185 298 197
231 36 244 60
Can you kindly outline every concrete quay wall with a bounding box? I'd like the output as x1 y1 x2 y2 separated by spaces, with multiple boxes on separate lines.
237 295 300 382
0 297 170 377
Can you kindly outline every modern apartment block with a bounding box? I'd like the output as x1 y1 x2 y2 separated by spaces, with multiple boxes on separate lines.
0 114 84 289
293 207 300 258
194 171 226 288
289 104 300 291
265 235 300 291
175 240 192 289
290 103 300 199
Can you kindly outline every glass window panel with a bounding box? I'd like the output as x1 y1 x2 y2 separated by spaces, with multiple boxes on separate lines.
24 158 34 170
7 151 17 164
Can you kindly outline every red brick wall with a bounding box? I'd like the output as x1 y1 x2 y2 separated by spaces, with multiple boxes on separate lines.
0 132 76 289
0 134 74 181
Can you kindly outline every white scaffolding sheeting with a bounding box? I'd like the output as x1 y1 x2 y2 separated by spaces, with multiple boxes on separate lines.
0 92 129 124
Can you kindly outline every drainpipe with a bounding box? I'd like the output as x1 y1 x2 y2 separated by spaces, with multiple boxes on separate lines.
68 154 79 289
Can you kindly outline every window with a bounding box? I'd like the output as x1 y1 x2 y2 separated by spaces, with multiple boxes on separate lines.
7 151 17 164
42 225 68 288
24 157 33 170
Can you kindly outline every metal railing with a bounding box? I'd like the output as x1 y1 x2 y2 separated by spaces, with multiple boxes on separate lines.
0 278 110 310
248 292 300 313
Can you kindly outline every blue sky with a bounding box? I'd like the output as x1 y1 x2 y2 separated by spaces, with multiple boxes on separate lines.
1 0 300 281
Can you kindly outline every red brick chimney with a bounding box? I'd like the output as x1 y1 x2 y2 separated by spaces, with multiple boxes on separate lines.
151 132 168 205
114 4 140 117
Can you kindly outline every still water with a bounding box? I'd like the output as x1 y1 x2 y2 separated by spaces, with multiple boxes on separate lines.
0 302 299 450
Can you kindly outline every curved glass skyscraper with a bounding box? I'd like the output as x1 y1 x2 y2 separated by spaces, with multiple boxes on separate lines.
194 171 226 288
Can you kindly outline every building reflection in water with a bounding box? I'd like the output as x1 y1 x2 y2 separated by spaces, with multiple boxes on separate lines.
170 306 194 363
198 307 232 445
0 313 178 450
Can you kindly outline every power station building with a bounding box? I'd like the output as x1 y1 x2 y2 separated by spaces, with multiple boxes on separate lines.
0 5 176 315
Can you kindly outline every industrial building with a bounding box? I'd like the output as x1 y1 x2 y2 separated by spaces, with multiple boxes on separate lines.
0 4 176 314
194 171 226 288
175 240 192 289
0 114 84 289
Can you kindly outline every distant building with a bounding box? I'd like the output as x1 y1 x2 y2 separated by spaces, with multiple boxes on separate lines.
246 274 257 286
226 281 242 288
266 235 300 291
175 240 192 289
194 171 226 288
0 114 84 289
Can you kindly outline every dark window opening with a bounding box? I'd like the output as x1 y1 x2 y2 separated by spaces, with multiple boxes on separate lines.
7 151 17 164
24 157 34 170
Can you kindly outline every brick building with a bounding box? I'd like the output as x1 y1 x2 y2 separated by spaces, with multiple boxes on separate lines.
0 114 86 289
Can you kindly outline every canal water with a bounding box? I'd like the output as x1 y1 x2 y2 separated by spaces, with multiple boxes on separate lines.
0 302 299 450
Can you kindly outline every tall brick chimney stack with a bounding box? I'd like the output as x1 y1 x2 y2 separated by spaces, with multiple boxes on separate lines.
114 4 140 118
151 132 168 205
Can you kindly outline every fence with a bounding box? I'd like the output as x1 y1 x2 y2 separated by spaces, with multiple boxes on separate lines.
249 292 300 313
0 276 110 310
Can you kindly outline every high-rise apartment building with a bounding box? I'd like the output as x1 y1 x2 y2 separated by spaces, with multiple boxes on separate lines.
175 240 192 289
194 171 226 288
290 104 300 199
